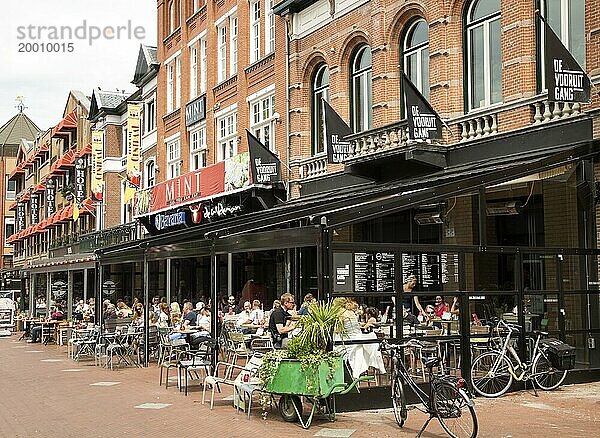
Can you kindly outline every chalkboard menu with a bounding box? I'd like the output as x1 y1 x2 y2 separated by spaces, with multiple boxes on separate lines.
375 252 395 292
353 252 395 292
333 252 353 293
354 252 375 292
421 253 440 287
402 253 419 282
441 253 459 284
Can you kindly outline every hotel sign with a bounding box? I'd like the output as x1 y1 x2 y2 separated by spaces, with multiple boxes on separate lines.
186 94 206 126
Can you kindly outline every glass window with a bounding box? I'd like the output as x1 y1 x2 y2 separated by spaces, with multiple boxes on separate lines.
403 19 430 100
250 94 276 151
230 16 238 76
351 45 373 133
167 139 181 179
250 0 261 63
200 37 207 93
166 61 174 113
217 112 237 161
145 99 156 133
190 124 207 170
175 56 181 109
542 0 586 85
311 64 329 155
218 25 227 83
121 125 128 157
466 0 501 110
6 179 16 200
266 0 275 54
145 160 155 188
190 46 198 99
5 217 15 243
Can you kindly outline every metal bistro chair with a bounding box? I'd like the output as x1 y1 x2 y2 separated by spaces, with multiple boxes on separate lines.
226 331 251 365
177 338 216 396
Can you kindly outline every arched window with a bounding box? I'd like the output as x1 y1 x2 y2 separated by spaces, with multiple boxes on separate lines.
145 160 155 188
541 0 585 88
466 0 501 110
168 0 180 34
403 19 430 100
311 64 329 155
351 45 373 132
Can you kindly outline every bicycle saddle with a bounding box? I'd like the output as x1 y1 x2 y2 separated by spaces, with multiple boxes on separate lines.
422 356 441 368
532 330 548 336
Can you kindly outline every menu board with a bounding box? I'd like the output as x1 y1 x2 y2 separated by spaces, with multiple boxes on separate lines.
421 253 440 288
441 253 459 284
354 252 375 292
375 252 395 292
333 252 352 293
402 253 419 282
353 252 396 292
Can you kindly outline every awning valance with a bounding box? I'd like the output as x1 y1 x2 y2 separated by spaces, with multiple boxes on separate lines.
8 164 25 180
51 108 78 138
76 143 92 157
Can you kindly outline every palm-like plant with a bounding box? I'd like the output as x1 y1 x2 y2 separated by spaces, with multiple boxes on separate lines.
292 300 346 353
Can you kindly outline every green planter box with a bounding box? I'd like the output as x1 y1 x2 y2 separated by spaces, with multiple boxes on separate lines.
265 356 345 397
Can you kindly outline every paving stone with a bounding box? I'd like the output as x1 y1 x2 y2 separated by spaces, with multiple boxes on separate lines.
314 429 355 437
90 381 121 386
134 403 171 409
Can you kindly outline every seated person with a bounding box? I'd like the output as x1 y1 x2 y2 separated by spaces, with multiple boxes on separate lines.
361 307 379 333
170 302 197 340
249 300 264 326
297 293 315 316
236 301 253 332
420 305 437 328
402 306 420 326
434 295 450 318
28 306 64 343
268 293 297 348
190 307 211 348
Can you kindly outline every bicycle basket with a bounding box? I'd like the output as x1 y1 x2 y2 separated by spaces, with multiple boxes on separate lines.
539 338 576 370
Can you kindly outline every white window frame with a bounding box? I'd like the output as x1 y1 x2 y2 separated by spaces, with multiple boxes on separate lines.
145 159 156 188
230 15 238 76
217 111 237 161
190 124 207 171
200 36 207 93
121 125 128 157
217 24 227 83
4 217 15 244
193 0 202 13
540 0 586 89
6 177 16 200
311 64 329 156
250 0 261 63
166 61 174 113
265 0 275 55
190 45 198 99
169 1 176 34
167 138 181 179
403 19 429 100
249 92 276 152
121 181 133 223
145 98 156 133
175 56 181 109
466 0 501 110
351 45 373 133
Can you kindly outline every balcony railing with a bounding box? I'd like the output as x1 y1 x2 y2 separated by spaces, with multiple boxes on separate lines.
79 222 139 253
297 154 327 179
344 120 410 161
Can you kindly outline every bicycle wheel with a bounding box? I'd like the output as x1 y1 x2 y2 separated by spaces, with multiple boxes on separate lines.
433 382 478 438
532 352 567 391
391 376 407 427
470 351 513 398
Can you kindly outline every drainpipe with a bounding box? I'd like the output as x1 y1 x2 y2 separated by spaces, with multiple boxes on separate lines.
285 15 291 198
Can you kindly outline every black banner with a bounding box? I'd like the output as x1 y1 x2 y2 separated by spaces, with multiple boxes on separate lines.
16 202 26 231
30 189 39 225
247 130 280 184
323 99 353 163
74 156 87 204
45 177 56 217
543 17 590 103
403 73 442 141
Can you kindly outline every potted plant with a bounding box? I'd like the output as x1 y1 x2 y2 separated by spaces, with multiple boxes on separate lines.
257 300 347 421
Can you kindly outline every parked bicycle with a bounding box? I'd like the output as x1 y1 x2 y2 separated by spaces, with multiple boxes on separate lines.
470 319 573 398
381 339 478 438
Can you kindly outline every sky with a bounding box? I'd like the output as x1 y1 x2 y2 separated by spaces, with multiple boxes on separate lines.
0 0 157 132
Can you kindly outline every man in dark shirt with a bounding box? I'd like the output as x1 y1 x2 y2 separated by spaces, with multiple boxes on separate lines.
170 302 197 340
222 295 241 315
268 293 297 348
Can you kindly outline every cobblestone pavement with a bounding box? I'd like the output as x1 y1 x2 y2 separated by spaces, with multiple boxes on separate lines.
0 335 598 437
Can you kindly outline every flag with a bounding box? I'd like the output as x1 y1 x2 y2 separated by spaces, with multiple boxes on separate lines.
247 130 281 184
542 15 590 103
73 203 80 222
403 73 443 141
91 130 104 201
125 103 141 204
323 99 353 163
